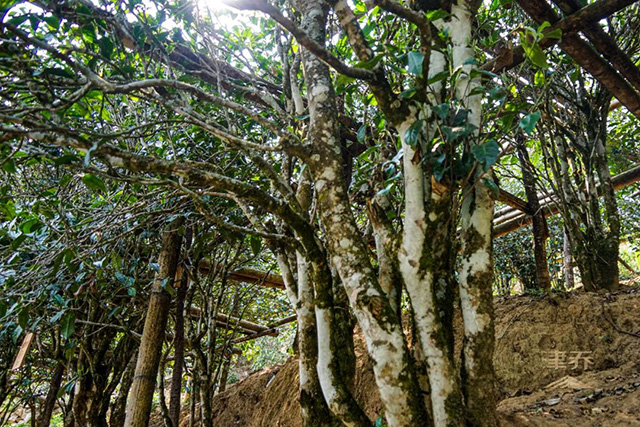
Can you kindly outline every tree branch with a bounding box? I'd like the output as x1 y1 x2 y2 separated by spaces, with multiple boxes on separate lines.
226 0 376 80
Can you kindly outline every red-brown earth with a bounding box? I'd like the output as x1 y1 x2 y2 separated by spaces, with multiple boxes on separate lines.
163 289 640 426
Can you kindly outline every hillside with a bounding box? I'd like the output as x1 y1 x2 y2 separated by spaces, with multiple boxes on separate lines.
180 290 640 426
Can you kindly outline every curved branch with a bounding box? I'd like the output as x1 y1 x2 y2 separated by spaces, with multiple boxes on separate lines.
329 0 411 123
226 0 376 80
0 124 312 234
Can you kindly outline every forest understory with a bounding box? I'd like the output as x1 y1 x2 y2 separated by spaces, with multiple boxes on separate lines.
155 288 640 427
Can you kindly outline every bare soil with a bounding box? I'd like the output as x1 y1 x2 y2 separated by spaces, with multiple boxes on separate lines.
175 289 640 426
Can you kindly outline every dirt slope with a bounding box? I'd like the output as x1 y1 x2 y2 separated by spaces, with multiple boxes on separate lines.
189 290 640 426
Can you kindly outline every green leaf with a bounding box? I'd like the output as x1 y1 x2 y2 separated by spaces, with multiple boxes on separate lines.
537 21 551 33
469 85 486 97
433 103 450 121
61 311 75 339
63 249 79 273
21 218 42 234
398 87 418 99
403 119 424 147
488 87 506 102
249 235 262 255
357 125 367 142
534 70 545 86
426 9 449 21
519 112 541 134
472 140 500 169
43 67 76 79
469 68 498 80
407 51 424 76
463 56 479 66
451 107 469 126
483 177 500 199
545 28 562 40
524 43 550 69
2 159 16 174
0 0 21 14
18 307 29 329
59 174 72 188
54 154 80 167
13 325 23 344
433 154 447 182
98 37 114 59
6 13 28 26
442 124 476 142
82 174 107 194
10 233 26 250
50 310 65 324
336 74 355 90
427 70 449 85
355 53 384 70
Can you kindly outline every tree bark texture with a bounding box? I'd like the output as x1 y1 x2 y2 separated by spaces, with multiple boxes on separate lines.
450 2 499 425
517 143 552 291
169 267 187 427
124 218 184 427
298 1 428 425
110 351 137 427
541 94 620 291
37 361 65 427
170 226 192 426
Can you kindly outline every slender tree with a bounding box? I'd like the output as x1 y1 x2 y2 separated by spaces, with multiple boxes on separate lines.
125 218 184 426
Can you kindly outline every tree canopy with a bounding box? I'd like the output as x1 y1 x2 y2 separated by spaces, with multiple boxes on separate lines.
0 0 639 426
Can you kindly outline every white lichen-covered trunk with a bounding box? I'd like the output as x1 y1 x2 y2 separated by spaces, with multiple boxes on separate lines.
450 1 499 424
309 85 425 427
458 181 498 426
295 1 428 424
398 115 464 426
294 252 315 407
310 255 370 426
275 251 333 426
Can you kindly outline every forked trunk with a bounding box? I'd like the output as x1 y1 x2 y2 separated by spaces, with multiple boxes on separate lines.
297 1 427 424
398 117 464 427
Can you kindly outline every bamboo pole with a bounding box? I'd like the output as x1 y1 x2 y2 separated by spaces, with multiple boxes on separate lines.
494 165 640 237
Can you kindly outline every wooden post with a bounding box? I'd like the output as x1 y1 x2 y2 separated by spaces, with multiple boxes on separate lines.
124 219 184 427
11 332 34 371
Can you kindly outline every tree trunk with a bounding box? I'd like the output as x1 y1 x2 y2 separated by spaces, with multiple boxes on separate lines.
313 264 370 426
158 354 173 427
110 351 137 427
218 356 231 393
298 1 427 424
398 118 464 426
563 226 575 289
572 233 620 291
170 225 192 426
71 324 114 427
517 142 552 291
37 360 65 427
458 181 499 427
451 2 499 425
294 252 335 426
592 136 620 290
124 218 184 427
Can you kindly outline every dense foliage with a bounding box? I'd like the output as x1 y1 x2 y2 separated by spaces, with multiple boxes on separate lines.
0 0 638 425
